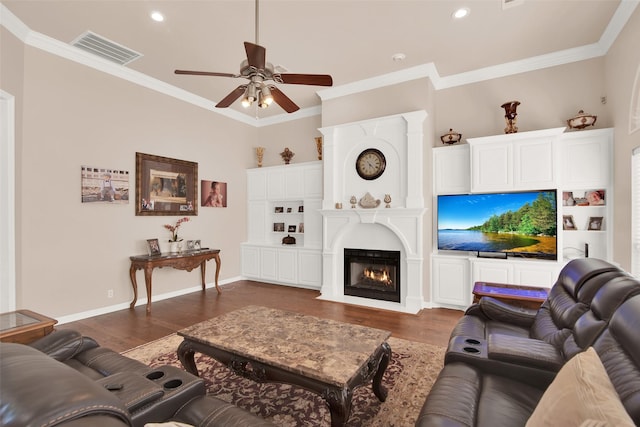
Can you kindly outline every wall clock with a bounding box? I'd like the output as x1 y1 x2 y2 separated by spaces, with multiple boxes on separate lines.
356 148 386 180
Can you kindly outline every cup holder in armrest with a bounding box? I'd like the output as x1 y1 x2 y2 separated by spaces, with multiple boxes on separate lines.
146 371 165 380
163 379 183 390
463 346 481 354
465 339 481 345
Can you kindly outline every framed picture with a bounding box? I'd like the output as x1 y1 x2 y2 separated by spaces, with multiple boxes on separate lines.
586 189 606 206
194 239 201 250
587 216 604 230
275 206 284 213
201 180 227 207
562 191 575 206
287 207 292 213
135 152 198 216
146 238 161 256
186 240 195 250
299 223 304 233
81 166 130 204
288 225 297 232
563 215 577 230
274 222 285 232
298 205 304 212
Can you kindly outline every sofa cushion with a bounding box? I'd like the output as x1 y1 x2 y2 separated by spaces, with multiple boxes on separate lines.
525 347 634 427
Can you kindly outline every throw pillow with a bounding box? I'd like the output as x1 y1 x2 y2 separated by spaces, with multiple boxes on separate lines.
526 347 634 427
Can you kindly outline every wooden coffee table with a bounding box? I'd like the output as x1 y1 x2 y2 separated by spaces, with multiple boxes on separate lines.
177 305 392 427
0 309 58 344
472 281 550 309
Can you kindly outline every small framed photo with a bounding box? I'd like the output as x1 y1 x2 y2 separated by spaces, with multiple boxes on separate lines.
586 189 606 206
147 238 161 256
299 223 304 233
274 222 285 232
186 240 196 250
587 216 604 230
563 215 577 230
288 225 297 232
298 205 304 213
287 207 292 213
194 239 201 250
562 191 575 206
275 206 284 213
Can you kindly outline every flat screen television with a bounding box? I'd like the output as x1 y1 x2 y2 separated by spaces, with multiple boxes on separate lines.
437 190 557 260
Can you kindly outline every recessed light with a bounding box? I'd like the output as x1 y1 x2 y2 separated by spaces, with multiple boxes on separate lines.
151 11 164 22
452 8 470 19
392 53 406 62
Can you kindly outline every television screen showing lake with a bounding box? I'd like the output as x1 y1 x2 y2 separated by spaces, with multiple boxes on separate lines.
437 190 557 258
438 230 541 252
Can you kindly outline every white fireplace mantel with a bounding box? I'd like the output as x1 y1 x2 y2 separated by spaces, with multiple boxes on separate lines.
318 111 427 313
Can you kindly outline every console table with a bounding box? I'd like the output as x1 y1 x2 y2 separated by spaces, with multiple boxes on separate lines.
129 249 221 314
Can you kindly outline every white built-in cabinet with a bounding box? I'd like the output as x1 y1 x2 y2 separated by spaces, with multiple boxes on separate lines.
241 162 323 289
431 127 613 309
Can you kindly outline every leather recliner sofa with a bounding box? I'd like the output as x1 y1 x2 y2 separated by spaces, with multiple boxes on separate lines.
0 330 275 427
416 258 640 426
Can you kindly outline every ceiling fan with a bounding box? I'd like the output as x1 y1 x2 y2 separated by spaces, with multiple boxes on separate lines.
174 0 333 113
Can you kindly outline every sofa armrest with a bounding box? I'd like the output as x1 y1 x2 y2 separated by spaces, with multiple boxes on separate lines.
173 395 277 427
29 329 100 361
479 296 537 327
488 333 564 371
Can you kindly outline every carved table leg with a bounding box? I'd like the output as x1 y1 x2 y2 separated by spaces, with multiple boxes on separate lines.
143 265 154 314
200 260 207 291
323 387 352 427
129 265 138 309
372 341 391 402
177 340 199 376
213 254 221 293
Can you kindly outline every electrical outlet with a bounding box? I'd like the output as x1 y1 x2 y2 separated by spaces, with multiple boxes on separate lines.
107 289 114 298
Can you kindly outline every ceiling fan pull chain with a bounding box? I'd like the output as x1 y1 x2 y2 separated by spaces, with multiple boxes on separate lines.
255 0 259 46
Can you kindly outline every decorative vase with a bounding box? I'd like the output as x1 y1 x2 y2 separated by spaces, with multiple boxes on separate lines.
169 241 179 253
315 137 323 160
384 194 392 208
501 101 520 134
256 147 265 167
567 110 597 130
280 147 295 164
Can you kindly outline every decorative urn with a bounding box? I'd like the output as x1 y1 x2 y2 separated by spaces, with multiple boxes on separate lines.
567 110 597 130
440 128 462 145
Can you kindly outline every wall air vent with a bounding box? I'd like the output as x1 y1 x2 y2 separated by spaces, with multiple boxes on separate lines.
502 0 524 10
71 31 142 65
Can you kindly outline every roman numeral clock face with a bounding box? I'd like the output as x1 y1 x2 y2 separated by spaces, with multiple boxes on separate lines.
356 148 386 180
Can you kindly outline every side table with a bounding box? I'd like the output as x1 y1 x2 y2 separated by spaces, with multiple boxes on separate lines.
0 309 58 344
472 281 550 310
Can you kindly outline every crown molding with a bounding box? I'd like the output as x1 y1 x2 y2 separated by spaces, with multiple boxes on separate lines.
2 1 638 127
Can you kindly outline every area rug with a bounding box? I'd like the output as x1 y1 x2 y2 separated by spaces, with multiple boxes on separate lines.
122 334 444 426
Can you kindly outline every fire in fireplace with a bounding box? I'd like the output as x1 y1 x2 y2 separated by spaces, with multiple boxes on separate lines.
344 248 401 303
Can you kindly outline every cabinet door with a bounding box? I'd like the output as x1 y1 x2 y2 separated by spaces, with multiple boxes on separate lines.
304 163 323 198
433 145 470 194
247 169 267 201
277 248 298 283
513 263 559 287
260 248 278 281
303 198 322 248
514 139 555 189
432 256 471 307
285 167 304 199
298 250 322 288
471 259 513 284
241 245 261 278
267 170 286 200
561 130 612 188
471 142 512 192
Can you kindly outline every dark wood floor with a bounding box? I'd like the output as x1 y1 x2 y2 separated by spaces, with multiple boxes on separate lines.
59 280 463 353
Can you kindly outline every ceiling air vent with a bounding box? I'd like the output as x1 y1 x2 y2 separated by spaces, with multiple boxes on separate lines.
71 31 142 65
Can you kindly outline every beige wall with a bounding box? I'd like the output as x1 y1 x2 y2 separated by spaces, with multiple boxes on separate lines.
605 6 640 272
3 8 638 319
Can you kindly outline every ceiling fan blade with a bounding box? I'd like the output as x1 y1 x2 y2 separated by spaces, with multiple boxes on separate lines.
244 42 266 70
276 73 333 86
215 85 247 108
269 86 300 113
175 70 237 78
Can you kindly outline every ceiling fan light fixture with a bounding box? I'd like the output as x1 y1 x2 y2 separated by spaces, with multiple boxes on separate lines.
259 85 274 108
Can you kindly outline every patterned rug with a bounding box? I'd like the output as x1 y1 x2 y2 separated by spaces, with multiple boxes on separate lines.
122 334 444 426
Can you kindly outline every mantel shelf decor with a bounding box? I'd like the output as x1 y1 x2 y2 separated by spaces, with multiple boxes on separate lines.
440 128 462 144
567 110 597 130
501 100 520 134
359 192 381 209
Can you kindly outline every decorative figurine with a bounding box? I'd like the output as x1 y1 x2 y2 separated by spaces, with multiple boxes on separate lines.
501 101 520 134
280 147 295 164
256 147 265 167
440 128 462 145
350 196 357 208
384 194 392 208
359 192 381 209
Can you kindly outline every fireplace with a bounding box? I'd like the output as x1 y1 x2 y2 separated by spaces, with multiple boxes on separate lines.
344 248 401 303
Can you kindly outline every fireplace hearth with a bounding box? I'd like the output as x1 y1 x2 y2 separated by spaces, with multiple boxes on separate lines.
344 248 400 303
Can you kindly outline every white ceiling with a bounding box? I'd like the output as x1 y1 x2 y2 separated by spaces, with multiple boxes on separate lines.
2 0 637 123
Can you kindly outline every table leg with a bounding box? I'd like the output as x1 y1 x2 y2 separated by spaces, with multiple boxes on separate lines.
143 266 154 314
200 260 207 291
129 265 138 309
213 254 221 293
177 340 199 376
372 341 391 402
323 387 352 427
